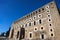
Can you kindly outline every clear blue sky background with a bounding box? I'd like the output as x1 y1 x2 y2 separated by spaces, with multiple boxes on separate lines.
0 0 60 34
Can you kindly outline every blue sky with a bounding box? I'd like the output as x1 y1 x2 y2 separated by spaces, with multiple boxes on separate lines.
0 0 60 34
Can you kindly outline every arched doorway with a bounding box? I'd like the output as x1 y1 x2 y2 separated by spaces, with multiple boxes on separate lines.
19 27 25 40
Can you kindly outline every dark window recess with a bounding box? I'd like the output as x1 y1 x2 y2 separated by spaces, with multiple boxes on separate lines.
39 20 41 24
27 16 28 18
35 28 37 30
34 21 36 25
33 12 35 15
41 27 43 29
29 23 31 26
48 15 50 17
47 11 49 12
30 33 32 38
42 8 44 11
29 15 30 17
47 6 49 8
31 14 32 17
11 29 14 38
50 24 52 26
51 33 53 36
39 9 41 12
41 34 44 39
20 27 25 40
50 29 52 32
39 15 41 17
36 11 37 13
34 17 35 19
51 3 53 5
49 19 51 21
17 31 19 38
25 24 27 27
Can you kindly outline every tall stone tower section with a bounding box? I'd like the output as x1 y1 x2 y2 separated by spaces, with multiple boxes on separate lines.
9 1 60 40
50 1 60 40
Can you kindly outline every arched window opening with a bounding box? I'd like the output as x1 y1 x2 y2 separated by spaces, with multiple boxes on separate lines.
17 31 19 38
11 29 14 38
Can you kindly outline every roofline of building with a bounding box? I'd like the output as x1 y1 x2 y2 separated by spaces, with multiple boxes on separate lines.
14 0 55 24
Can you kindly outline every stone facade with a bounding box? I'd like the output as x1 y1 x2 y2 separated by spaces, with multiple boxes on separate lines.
9 1 60 40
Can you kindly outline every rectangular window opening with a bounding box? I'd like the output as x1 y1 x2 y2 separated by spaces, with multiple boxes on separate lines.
41 34 44 39
30 33 32 38
39 20 41 24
